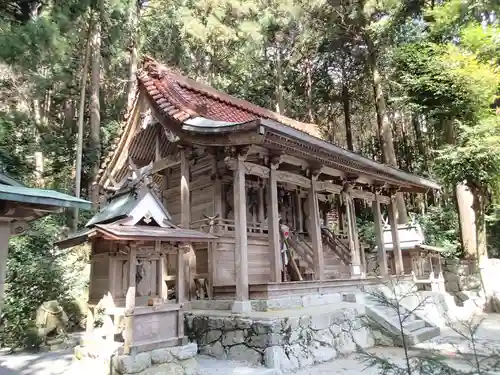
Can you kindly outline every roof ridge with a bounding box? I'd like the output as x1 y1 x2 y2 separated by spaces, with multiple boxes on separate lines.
140 56 321 137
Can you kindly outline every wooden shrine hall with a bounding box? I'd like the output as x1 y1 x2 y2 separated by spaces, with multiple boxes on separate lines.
93 56 440 313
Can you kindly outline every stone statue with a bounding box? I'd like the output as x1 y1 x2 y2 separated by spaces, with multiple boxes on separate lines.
35 300 69 341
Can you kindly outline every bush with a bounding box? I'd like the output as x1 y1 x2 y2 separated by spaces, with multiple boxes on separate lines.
0 216 88 350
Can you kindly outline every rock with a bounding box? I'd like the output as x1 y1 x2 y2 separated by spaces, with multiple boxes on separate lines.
204 330 222 344
310 313 330 330
311 346 336 363
312 329 334 347
181 358 199 375
171 343 198 360
264 346 297 374
222 330 245 346
200 341 225 358
207 317 224 330
235 318 252 329
335 331 356 354
151 348 173 364
289 344 312 368
113 352 151 374
227 344 262 364
140 362 184 375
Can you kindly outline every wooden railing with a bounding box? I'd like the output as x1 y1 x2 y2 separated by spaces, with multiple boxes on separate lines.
321 227 351 265
190 217 268 235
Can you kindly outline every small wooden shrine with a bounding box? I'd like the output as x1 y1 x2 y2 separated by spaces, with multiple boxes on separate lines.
58 164 216 354
92 57 441 313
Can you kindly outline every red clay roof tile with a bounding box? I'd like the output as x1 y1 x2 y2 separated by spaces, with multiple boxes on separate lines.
139 56 321 137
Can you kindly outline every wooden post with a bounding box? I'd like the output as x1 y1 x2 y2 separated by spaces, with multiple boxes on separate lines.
232 154 251 313
308 174 325 280
295 190 304 233
125 244 137 309
177 244 186 343
180 148 196 299
343 191 362 277
268 163 281 283
258 181 265 224
388 197 404 275
123 243 137 354
372 196 388 276
208 154 222 299
0 223 10 316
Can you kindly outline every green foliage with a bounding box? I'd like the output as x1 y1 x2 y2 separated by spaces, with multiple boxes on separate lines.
434 116 500 199
416 205 461 256
0 217 87 349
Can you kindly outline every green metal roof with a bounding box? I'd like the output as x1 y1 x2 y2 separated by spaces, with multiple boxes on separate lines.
0 183 92 211
86 192 137 227
0 172 24 187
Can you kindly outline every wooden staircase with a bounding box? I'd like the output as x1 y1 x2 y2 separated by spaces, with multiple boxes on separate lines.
283 228 351 280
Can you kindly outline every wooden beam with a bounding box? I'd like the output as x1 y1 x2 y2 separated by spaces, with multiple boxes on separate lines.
268 163 281 283
388 197 404 275
313 180 343 194
372 197 388 276
308 175 325 280
276 170 311 189
152 157 180 174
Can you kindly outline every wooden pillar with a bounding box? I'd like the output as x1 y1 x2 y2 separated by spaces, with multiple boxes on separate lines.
268 163 281 283
232 155 250 313
0 223 9 316
388 197 404 275
177 244 186 343
372 196 388 276
258 181 265 224
296 191 304 233
123 243 137 354
343 191 362 277
308 175 325 280
155 241 167 299
180 148 195 300
125 244 137 309
208 154 222 299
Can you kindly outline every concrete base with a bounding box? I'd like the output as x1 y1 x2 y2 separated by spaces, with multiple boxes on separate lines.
231 300 252 313
74 338 198 375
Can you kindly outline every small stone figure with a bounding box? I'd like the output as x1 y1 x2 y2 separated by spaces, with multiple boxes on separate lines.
35 300 69 342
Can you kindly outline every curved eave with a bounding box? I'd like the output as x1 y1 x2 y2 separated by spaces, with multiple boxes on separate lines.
182 118 260 134
259 118 440 192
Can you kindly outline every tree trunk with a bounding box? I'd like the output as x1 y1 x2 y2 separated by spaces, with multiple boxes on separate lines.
89 6 102 203
71 16 93 232
365 35 408 224
275 44 285 115
305 57 314 123
342 78 353 151
412 113 427 170
443 119 477 258
126 0 140 113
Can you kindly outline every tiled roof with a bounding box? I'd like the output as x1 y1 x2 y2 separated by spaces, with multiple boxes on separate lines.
138 56 321 138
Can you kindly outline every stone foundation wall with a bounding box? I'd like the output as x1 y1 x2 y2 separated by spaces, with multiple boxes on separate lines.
185 306 374 374
74 342 198 375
